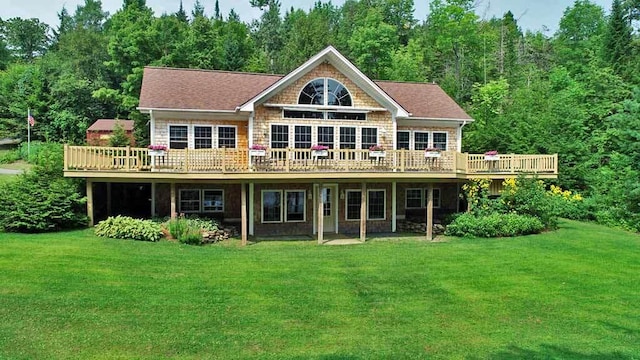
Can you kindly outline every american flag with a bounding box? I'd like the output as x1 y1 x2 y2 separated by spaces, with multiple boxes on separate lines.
28 114 35 127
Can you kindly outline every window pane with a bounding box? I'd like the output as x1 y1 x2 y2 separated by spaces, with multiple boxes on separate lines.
406 189 423 208
203 190 223 212
317 126 334 148
361 128 378 149
327 112 365 120
346 191 361 220
299 79 324 105
327 79 352 106
433 132 447 150
284 110 323 119
425 188 441 208
169 125 188 149
368 190 385 220
271 125 289 149
179 189 200 213
194 126 212 149
286 191 305 222
397 131 410 150
294 126 312 149
339 127 356 149
414 132 429 151
218 126 236 148
262 191 282 222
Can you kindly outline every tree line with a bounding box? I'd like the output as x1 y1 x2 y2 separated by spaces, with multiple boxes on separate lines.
1 0 640 230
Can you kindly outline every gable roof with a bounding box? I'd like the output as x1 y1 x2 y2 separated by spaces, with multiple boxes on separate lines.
87 119 134 132
139 68 282 112
139 48 472 121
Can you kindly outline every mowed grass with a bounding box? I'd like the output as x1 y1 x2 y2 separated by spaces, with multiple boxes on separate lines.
0 220 638 359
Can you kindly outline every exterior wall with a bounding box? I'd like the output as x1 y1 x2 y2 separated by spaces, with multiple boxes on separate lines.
397 182 460 223
252 63 394 151
253 183 314 236
154 183 242 219
87 130 135 146
152 118 248 150
396 125 458 152
337 182 392 234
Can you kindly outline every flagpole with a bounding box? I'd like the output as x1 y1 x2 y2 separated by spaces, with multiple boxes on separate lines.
27 108 31 157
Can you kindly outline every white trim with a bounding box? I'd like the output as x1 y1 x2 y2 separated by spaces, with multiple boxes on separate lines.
432 131 448 151
238 46 409 117
392 114 397 151
401 117 474 122
270 104 383 112
149 109 156 145
405 188 424 209
217 125 238 149
261 190 283 224
396 130 450 151
367 189 386 221
139 107 238 114
168 124 189 150
248 112 254 148
431 188 441 209
193 124 214 149
284 190 306 223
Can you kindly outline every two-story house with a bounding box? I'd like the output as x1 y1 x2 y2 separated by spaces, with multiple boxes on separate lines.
64 46 557 244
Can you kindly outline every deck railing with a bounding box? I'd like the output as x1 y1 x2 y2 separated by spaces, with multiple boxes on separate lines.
64 145 558 175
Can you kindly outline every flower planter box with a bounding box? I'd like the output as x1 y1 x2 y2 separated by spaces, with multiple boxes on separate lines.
149 149 166 156
312 150 328 157
249 149 266 157
369 150 386 158
484 155 500 161
424 151 441 158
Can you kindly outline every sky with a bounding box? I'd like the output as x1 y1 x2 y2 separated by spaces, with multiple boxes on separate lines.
1 0 613 34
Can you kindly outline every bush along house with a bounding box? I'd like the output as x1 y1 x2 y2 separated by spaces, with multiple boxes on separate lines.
64 46 557 244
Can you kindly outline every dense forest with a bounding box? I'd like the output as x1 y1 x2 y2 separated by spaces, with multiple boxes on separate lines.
1 0 639 230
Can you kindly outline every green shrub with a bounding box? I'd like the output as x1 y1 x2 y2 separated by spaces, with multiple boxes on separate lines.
95 216 164 242
445 212 544 238
167 217 188 239
166 216 215 245
499 176 558 229
179 228 203 245
0 149 21 164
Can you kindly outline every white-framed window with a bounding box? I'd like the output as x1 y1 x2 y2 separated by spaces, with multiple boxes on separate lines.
217 126 236 148
271 125 289 149
169 125 188 149
179 189 200 213
345 190 361 221
361 128 378 149
285 190 306 222
194 126 213 149
203 190 224 212
414 132 429 151
339 127 356 149
397 131 410 150
294 125 312 149
367 189 386 220
405 188 423 209
317 126 334 149
433 132 448 151
262 190 283 223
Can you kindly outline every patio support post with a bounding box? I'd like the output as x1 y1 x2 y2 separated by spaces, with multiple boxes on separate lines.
241 183 247 246
86 180 94 227
360 182 366 242
317 183 324 244
426 183 433 240
249 183 254 236
392 181 397 232
170 182 176 219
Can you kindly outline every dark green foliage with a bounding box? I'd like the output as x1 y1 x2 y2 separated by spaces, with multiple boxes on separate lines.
0 142 86 232
499 176 558 229
166 216 220 245
0 149 20 164
445 212 544 238
108 120 131 147
94 215 163 242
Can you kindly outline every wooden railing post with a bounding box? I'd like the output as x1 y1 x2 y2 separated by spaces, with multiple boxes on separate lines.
400 149 405 172
184 148 189 172
285 148 290 172
125 146 131 171
221 147 226 172
64 144 69 170
510 153 514 173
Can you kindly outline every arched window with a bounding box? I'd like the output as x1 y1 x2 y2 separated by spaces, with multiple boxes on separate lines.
298 78 352 107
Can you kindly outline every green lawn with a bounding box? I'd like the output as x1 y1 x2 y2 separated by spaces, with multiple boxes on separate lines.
0 173 17 184
0 220 638 359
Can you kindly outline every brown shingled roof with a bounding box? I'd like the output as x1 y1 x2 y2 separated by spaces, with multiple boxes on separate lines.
87 119 134 131
139 67 472 120
375 81 472 120
139 67 283 111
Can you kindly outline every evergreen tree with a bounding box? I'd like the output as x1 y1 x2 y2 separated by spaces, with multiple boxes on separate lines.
603 0 631 75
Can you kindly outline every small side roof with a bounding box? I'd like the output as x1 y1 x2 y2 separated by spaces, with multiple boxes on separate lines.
87 119 134 131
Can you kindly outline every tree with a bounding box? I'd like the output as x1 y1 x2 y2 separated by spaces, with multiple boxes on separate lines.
603 0 632 75
3 17 50 61
348 8 398 79
250 0 283 73
109 120 132 147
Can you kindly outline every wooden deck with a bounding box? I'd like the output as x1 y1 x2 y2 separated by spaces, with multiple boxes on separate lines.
63 145 558 180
